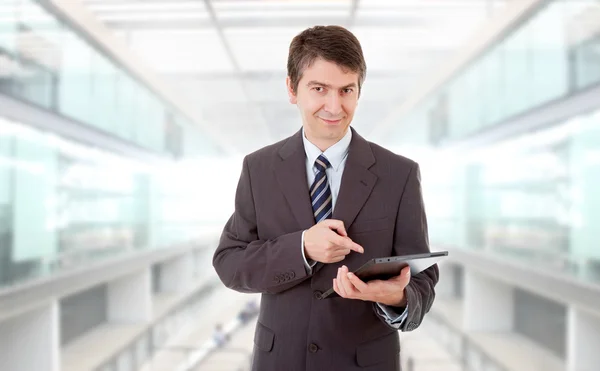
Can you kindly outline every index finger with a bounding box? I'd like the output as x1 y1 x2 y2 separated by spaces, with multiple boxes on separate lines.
333 235 363 253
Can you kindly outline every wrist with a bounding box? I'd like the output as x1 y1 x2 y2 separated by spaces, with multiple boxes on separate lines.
381 289 407 307
301 231 311 259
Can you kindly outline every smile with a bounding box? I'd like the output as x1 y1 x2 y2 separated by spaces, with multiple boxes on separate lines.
319 118 343 125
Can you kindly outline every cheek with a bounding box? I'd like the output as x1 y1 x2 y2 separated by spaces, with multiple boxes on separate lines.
298 96 323 117
343 103 357 117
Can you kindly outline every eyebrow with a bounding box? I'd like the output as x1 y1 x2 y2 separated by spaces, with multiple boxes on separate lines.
306 81 357 89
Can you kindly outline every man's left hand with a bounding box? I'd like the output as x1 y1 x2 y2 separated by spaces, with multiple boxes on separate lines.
333 265 410 307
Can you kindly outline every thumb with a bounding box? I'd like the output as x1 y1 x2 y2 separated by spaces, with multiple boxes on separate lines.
391 266 411 284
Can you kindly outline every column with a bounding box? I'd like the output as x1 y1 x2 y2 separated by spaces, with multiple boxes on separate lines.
107 268 152 322
569 117 600 282
567 306 600 371
12 134 57 268
0 128 12 285
463 269 514 331
0 301 59 371
437 262 458 299
159 252 194 293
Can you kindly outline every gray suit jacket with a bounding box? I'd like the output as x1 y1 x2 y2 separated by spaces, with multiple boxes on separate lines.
213 127 439 371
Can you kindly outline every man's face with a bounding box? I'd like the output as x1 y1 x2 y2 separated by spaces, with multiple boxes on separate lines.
286 58 359 146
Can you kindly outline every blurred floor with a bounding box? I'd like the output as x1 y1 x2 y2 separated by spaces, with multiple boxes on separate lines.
195 310 464 371
139 288 259 371
401 325 463 371
137 289 465 371
431 298 564 371
194 315 256 371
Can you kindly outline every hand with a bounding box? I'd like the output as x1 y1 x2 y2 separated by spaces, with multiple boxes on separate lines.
304 219 364 264
333 265 411 307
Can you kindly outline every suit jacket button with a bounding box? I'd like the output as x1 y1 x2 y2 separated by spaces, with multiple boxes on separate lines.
274 275 280 283
289 271 296 279
308 343 319 353
313 291 323 300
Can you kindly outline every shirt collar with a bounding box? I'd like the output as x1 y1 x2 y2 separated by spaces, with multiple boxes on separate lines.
302 127 352 172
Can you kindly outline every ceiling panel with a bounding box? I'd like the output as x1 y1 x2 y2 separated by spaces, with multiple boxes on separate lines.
163 75 247 104
211 0 352 12
352 26 481 71
85 1 208 13
95 11 210 22
358 0 492 10
225 27 302 72
79 0 509 155
129 29 234 73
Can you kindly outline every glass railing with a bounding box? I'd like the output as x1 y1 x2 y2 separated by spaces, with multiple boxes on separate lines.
390 0 600 145
0 115 229 290
0 0 218 157
425 313 509 371
94 281 220 371
423 106 600 286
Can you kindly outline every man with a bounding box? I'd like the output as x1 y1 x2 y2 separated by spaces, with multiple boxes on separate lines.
212 323 228 348
213 25 438 371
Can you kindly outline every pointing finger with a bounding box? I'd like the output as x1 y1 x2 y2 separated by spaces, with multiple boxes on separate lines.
344 239 364 254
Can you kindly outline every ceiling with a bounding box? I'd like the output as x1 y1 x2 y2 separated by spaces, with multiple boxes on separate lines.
79 0 508 155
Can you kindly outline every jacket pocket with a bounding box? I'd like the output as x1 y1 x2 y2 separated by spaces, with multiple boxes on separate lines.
356 331 400 367
253 321 275 352
350 217 390 234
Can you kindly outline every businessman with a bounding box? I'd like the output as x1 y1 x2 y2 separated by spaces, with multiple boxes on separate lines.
213 25 439 371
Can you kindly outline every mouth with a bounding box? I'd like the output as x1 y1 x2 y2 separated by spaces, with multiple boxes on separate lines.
319 117 343 125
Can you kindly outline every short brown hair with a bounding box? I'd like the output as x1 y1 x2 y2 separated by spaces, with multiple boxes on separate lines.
287 25 367 95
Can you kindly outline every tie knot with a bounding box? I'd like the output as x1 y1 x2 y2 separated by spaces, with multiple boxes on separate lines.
314 155 331 172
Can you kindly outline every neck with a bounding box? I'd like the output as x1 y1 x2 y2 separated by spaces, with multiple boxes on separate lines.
304 128 348 152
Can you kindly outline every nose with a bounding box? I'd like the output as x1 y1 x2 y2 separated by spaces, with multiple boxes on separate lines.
324 93 343 117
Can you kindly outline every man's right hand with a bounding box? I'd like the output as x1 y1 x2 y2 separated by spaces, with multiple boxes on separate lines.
304 219 364 264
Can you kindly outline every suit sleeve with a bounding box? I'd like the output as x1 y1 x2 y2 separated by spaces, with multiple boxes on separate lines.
379 161 439 332
213 155 311 294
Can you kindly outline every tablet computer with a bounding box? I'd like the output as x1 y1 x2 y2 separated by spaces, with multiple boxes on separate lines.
320 251 448 299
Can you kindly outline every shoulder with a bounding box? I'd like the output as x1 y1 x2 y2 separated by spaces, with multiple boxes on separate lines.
368 141 418 171
243 135 293 168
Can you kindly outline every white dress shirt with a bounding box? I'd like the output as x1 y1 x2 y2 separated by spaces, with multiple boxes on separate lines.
299 127 408 328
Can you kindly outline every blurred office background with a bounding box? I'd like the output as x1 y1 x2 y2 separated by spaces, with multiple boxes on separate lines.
0 0 599 370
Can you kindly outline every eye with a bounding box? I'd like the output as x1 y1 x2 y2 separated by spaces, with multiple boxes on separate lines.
313 86 324 92
343 88 354 94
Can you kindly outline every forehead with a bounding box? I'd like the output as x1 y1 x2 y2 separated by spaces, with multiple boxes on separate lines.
300 58 359 86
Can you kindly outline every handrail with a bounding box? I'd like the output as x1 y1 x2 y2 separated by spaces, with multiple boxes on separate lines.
92 279 221 371
444 246 600 317
427 312 509 371
0 237 215 323
178 308 258 371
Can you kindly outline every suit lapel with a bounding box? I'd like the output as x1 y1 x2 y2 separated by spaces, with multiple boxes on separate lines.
272 127 378 274
313 129 377 276
332 128 377 231
273 129 315 231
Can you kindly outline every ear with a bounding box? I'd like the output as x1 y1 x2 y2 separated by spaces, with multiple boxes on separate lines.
286 76 297 104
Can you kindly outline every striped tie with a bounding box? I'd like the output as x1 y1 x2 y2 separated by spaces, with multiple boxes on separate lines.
310 154 333 223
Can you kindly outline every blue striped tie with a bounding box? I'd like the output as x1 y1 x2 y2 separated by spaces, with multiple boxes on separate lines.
310 154 333 223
